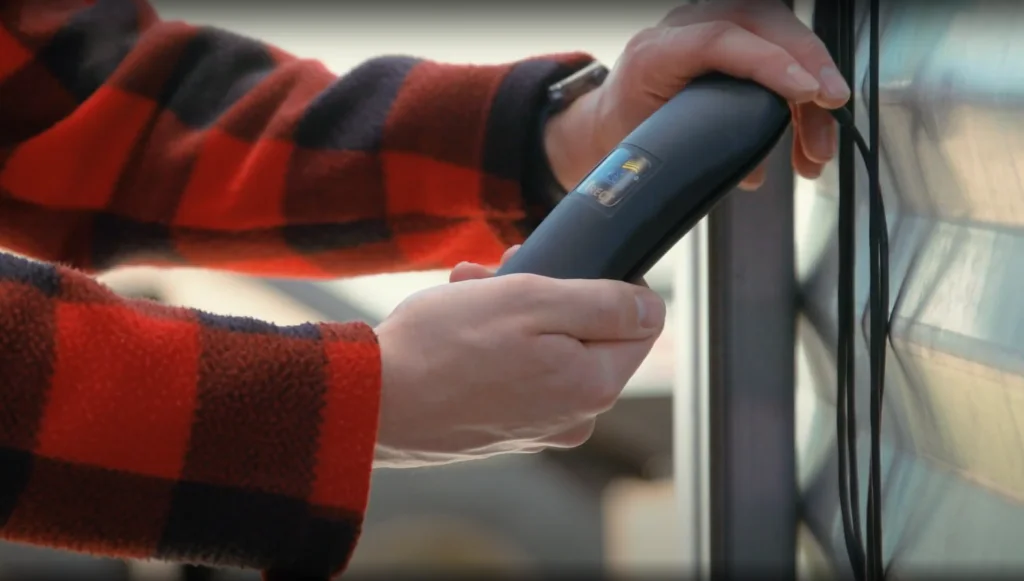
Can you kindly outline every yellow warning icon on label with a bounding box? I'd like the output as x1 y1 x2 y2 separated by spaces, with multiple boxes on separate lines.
621 160 645 173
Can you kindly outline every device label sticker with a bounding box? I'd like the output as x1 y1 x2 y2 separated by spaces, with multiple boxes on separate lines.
575 147 656 208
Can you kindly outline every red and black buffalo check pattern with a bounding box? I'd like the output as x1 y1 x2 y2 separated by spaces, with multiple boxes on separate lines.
0 0 593 578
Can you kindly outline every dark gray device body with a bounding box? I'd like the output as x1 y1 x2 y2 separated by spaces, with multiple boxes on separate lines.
496 74 791 282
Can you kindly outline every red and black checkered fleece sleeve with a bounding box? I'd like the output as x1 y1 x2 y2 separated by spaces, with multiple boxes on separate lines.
0 0 592 276
0 0 595 579
0 251 380 579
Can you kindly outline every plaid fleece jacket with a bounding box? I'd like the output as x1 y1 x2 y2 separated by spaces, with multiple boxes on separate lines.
0 0 592 578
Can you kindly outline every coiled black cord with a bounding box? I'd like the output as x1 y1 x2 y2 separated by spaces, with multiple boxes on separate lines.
829 0 864 576
825 0 888 579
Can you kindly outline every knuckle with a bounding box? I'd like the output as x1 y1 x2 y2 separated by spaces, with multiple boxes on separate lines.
762 44 796 69
663 0 750 26
624 26 664 57
721 0 782 20
502 273 546 299
661 4 698 25
725 0 765 18
691 19 741 47
790 32 829 61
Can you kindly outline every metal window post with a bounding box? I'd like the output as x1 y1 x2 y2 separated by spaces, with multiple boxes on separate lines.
674 130 798 579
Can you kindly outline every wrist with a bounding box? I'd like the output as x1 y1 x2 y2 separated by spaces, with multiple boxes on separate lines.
543 89 604 191
372 321 433 469
373 322 401 465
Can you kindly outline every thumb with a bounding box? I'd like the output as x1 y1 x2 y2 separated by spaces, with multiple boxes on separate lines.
450 262 494 283
449 244 522 283
500 244 521 265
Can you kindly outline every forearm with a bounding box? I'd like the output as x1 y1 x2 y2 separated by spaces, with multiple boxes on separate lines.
0 0 593 277
0 251 379 578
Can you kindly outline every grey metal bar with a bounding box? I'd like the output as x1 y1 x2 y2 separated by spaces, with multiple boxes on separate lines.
706 123 798 578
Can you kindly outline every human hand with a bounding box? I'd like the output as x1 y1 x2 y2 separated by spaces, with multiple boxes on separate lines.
372 247 665 468
545 0 850 192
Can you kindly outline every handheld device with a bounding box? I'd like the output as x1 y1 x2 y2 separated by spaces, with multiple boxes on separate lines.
496 73 791 282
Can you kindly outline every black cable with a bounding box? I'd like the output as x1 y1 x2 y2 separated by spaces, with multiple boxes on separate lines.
825 0 887 579
865 0 887 578
831 0 865 576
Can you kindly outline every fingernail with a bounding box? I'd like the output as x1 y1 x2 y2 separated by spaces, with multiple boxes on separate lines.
819 66 851 101
785 63 820 93
635 291 666 329
738 179 763 191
